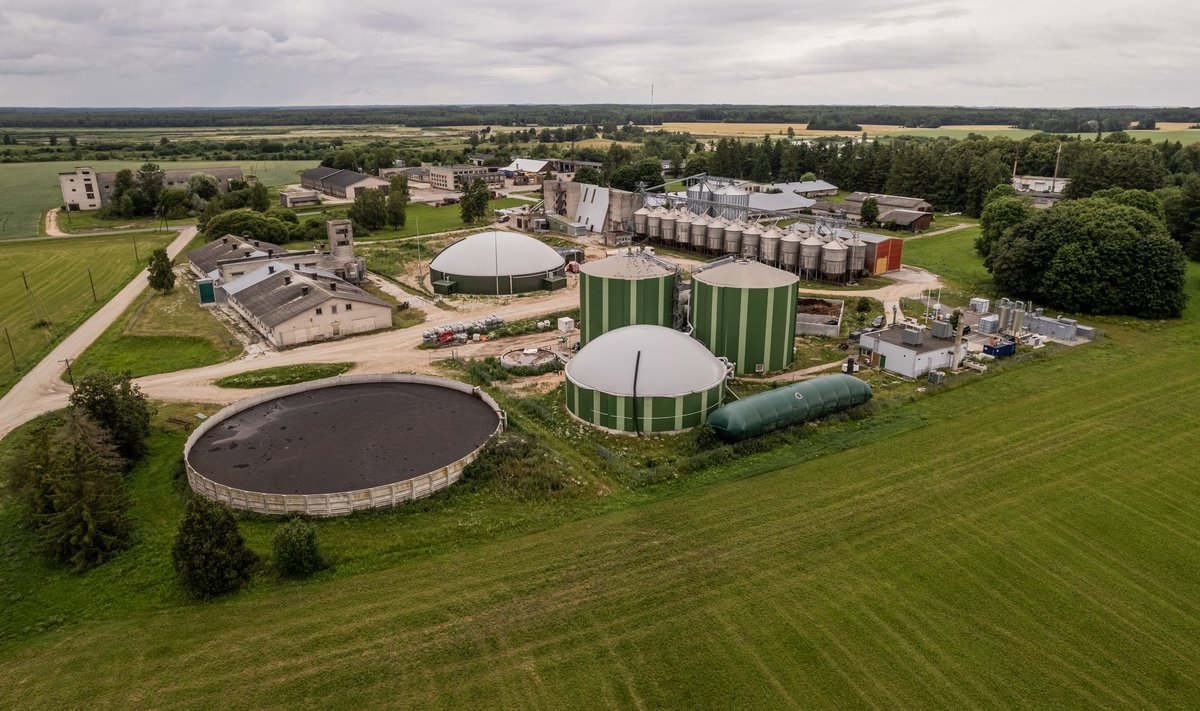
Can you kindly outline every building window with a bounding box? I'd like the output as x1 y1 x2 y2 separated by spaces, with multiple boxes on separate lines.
345 303 352 311
316 308 322 315
331 305 338 314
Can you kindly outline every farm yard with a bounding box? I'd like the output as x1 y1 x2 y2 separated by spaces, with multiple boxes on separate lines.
0 232 175 397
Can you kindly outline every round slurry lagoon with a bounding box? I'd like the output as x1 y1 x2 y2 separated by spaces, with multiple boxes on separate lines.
185 374 504 516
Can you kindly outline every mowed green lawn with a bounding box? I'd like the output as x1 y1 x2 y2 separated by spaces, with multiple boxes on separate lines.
0 160 318 239
1 238 1198 707
0 233 174 396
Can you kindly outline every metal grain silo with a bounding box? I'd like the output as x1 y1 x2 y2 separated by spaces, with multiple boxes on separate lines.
579 251 678 345
690 259 800 375
845 233 866 275
674 211 694 247
660 209 678 244
687 182 712 215
723 221 745 256
646 207 663 240
633 206 650 236
715 185 750 220
820 239 848 280
565 325 727 434
779 229 803 272
800 235 823 275
688 213 711 251
759 226 783 264
741 223 763 259
706 217 727 253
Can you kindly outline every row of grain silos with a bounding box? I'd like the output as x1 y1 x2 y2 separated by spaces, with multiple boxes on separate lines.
632 208 868 282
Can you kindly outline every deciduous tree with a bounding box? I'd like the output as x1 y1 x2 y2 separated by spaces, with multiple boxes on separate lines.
69 371 153 465
348 188 388 230
172 497 258 599
147 247 176 293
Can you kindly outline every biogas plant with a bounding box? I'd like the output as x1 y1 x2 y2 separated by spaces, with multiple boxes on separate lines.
564 248 871 437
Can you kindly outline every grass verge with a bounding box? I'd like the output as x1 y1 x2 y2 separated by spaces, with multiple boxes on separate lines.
213 362 355 389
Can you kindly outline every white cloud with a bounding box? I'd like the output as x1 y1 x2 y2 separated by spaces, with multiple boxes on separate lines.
0 0 1197 107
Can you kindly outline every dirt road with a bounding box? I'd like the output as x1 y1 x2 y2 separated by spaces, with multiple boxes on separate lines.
0 227 197 439
798 266 941 322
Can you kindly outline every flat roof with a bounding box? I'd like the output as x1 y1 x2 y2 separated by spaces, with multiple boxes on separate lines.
863 327 957 354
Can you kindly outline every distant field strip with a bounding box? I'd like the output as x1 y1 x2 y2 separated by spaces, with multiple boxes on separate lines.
2 331 1198 708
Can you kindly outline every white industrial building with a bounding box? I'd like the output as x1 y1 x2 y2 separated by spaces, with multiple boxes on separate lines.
859 325 967 379
59 165 243 211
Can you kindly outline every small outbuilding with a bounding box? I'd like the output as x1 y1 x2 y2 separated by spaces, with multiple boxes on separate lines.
858 326 967 379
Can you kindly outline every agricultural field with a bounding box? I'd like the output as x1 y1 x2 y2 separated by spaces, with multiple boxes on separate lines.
0 159 318 239
0 232 174 397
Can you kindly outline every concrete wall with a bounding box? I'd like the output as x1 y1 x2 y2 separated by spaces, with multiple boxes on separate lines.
269 298 391 347
184 373 505 516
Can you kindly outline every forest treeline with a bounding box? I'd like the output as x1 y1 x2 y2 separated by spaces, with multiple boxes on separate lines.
1 105 1197 131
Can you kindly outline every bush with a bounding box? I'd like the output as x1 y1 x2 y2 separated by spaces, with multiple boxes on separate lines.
272 518 326 578
172 497 258 599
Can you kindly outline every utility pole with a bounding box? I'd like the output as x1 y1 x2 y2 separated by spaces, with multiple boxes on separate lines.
60 357 76 391
951 309 965 373
132 235 140 263
1052 143 1064 193
416 217 423 282
4 327 15 368
87 267 97 302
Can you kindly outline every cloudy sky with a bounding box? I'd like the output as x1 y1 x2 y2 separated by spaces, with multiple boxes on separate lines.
1 0 1197 107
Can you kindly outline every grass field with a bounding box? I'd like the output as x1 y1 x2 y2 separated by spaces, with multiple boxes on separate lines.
214 362 355 389
1 226 1199 706
70 274 243 380
0 160 318 239
0 233 175 397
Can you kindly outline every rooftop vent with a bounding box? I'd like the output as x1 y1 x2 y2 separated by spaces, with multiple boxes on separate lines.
283 276 291 285
902 328 924 346
268 265 275 274
330 282 337 291
300 285 309 296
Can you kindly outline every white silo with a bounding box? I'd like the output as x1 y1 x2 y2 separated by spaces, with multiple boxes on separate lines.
675 211 694 247
759 226 783 265
706 217 727 254
779 229 802 272
714 185 750 220
723 220 745 256
660 209 678 244
690 213 712 250
741 223 763 259
800 235 823 275
845 233 867 275
687 182 712 215
646 206 663 240
820 239 848 281
633 206 650 236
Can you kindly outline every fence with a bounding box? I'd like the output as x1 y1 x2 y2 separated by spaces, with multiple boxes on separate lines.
183 372 505 516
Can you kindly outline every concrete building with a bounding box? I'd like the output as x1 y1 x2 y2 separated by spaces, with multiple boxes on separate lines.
228 269 392 347
58 165 243 211
300 167 390 200
279 188 321 208
1013 175 1069 209
859 326 967 379
427 165 503 191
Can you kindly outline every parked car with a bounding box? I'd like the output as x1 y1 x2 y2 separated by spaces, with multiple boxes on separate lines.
871 315 885 328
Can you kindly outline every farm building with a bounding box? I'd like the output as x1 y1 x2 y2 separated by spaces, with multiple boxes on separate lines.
742 179 839 197
690 259 799 375
1013 175 1069 209
300 167 389 200
876 208 933 232
578 250 679 345
858 325 968 379
227 269 392 347
58 165 243 211
565 325 728 434
187 220 367 286
279 188 320 208
428 230 567 295
857 232 904 274
427 165 504 190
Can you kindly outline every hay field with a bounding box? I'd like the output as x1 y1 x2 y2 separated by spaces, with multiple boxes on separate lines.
653 121 1200 144
0 226 1198 707
0 233 175 396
